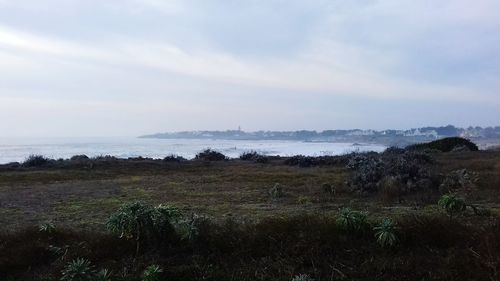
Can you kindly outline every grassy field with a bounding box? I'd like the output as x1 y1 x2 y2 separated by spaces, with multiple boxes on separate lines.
1 150 500 280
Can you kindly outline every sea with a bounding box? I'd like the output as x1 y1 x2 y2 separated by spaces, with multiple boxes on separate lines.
0 137 386 164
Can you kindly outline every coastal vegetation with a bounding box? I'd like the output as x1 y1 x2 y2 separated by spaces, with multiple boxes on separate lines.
1 138 500 280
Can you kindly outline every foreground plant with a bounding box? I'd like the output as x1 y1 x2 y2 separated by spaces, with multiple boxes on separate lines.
94 269 112 281
438 194 466 220
60 258 94 281
291 273 314 281
107 201 181 253
39 222 56 234
374 218 398 248
337 207 369 233
141 265 163 281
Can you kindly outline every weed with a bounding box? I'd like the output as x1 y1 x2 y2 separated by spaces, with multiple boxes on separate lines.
60 258 95 281
141 265 162 281
39 222 56 234
438 194 466 220
336 208 369 233
94 269 112 281
374 218 398 248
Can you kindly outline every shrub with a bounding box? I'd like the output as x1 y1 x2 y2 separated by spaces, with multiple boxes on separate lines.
284 155 316 167
347 151 434 194
407 137 479 152
439 169 478 193
336 208 369 233
141 265 162 281
163 154 186 162
374 218 398 248
291 274 314 281
383 146 406 155
107 202 181 253
240 151 259 160
240 151 269 163
61 258 95 281
22 154 50 167
347 154 385 193
438 194 466 220
284 154 351 167
70 155 89 161
195 149 228 161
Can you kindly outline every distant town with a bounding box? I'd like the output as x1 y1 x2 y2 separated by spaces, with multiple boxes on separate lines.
141 125 500 147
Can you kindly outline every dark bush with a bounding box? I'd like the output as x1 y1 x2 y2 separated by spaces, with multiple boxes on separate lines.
383 146 406 155
284 154 351 167
92 155 117 161
195 149 227 161
406 137 479 152
22 154 50 167
70 155 89 161
163 155 187 162
240 151 259 161
347 151 435 194
240 151 269 163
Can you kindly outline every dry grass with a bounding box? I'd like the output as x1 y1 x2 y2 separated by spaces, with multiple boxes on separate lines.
1 151 500 280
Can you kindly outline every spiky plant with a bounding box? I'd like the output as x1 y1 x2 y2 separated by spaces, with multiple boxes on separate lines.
336 207 369 233
141 265 163 281
438 194 466 220
39 222 56 234
107 201 181 254
374 218 398 248
94 269 112 281
291 274 314 281
60 258 95 281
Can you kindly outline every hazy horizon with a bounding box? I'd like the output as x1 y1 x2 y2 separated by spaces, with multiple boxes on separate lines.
1 0 499 137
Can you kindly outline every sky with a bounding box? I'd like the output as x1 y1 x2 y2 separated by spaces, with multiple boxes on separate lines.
0 0 499 137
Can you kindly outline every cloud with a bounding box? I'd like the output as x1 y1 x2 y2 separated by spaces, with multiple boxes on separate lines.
1 23 497 106
0 1 499 136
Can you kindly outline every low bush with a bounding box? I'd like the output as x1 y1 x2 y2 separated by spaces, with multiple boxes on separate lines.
406 137 479 152
22 154 50 167
70 155 90 161
284 154 351 167
346 151 435 194
163 154 187 162
439 169 478 193
240 151 269 163
195 149 228 161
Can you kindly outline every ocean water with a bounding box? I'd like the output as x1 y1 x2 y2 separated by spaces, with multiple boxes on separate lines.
0 137 386 164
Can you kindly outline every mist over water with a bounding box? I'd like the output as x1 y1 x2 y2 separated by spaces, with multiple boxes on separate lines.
0 137 386 164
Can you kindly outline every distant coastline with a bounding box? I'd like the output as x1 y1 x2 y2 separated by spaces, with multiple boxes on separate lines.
139 125 500 148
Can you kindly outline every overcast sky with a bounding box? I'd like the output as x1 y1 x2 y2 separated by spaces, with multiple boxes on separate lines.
0 0 499 137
